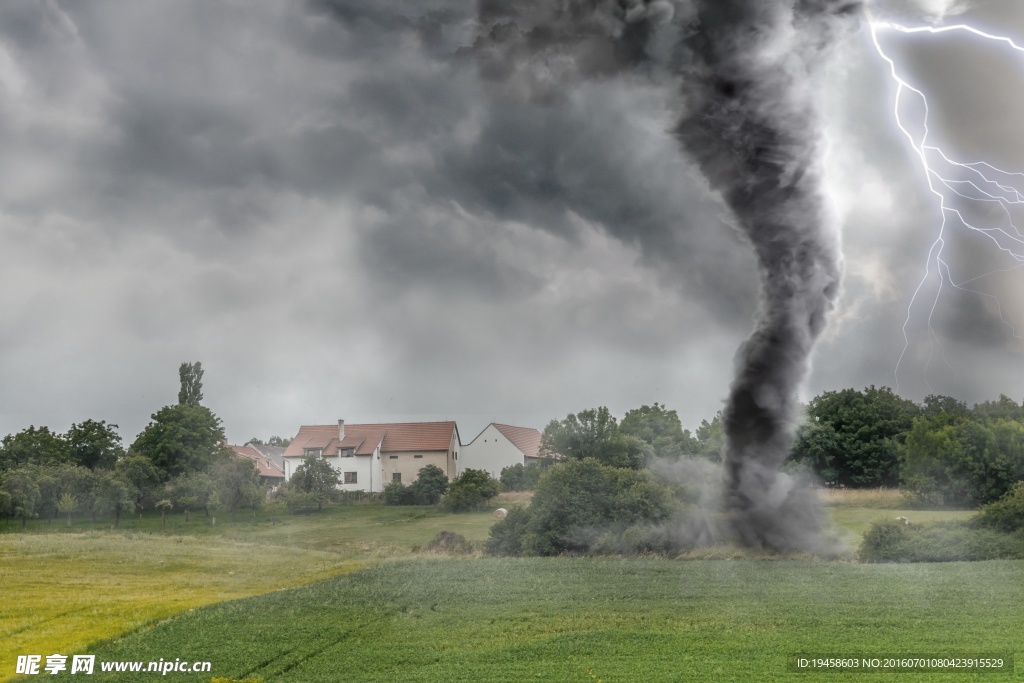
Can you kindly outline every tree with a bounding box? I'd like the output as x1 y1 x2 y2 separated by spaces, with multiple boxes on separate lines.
56 465 97 523
441 469 499 512
178 361 204 406
922 394 969 420
289 456 340 511
131 404 229 479
211 458 262 521
487 458 673 556
267 435 292 447
58 493 78 528
0 426 69 470
92 471 135 528
409 464 449 505
541 407 648 469
900 416 1024 506
170 471 214 522
155 498 173 529
34 465 63 524
695 412 725 460
620 403 700 459
972 394 1022 422
66 420 124 470
792 386 920 487
500 462 551 492
1 468 40 530
116 454 162 508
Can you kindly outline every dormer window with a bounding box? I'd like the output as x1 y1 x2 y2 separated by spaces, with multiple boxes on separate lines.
342 448 354 457
304 448 323 458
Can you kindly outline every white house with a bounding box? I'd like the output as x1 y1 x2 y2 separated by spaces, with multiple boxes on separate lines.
459 423 547 478
282 420 460 493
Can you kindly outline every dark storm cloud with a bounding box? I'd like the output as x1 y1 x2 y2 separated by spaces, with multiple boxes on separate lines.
2 0 1022 448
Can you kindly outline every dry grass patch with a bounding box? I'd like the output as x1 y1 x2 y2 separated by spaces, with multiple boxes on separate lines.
0 533 362 682
817 487 913 509
493 491 533 506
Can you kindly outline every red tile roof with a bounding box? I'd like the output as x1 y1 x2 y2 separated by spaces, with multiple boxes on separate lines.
229 445 285 479
492 424 542 458
283 422 456 457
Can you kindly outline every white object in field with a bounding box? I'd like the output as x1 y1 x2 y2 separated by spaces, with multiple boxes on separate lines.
493 508 508 521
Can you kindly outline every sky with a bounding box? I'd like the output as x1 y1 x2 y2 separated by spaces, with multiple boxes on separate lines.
2 0 1024 447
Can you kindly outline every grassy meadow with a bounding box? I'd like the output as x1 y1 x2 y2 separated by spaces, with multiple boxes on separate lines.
3 492 1019 682
42 558 1024 682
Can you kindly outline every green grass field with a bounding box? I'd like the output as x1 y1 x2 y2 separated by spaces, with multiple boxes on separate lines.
42 557 1024 682
3 498 1015 682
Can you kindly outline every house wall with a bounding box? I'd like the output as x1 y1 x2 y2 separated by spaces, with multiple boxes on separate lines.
448 431 460 480
459 424 525 479
382 450 449 486
323 454 375 492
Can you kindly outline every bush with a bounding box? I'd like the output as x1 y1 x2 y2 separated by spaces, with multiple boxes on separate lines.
441 469 500 512
500 461 556 491
487 458 674 556
860 518 1024 562
975 482 1024 532
382 481 415 506
484 506 532 556
423 530 474 554
858 519 912 562
383 465 451 506
410 464 449 505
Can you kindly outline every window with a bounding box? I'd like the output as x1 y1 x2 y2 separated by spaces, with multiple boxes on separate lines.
344 472 357 484
304 448 322 458
414 454 423 459
392 472 402 483
389 455 398 460
341 448 354 457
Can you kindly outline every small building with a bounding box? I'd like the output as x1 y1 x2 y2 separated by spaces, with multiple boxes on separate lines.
459 423 547 479
228 444 286 487
282 420 461 493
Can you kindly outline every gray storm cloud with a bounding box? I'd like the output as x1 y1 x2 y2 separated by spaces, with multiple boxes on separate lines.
476 0 862 552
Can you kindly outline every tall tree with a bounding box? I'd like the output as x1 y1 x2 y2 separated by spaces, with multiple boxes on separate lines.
178 361 204 406
66 420 124 470
131 404 229 480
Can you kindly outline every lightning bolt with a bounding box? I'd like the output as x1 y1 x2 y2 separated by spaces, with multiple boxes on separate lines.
868 19 1024 392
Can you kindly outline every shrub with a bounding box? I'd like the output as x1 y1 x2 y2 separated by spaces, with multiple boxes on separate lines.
859 519 913 562
409 464 449 505
860 518 1024 562
487 458 674 556
424 530 474 554
383 465 451 506
975 482 1024 533
441 469 500 512
382 481 415 506
501 461 556 491
484 506 533 556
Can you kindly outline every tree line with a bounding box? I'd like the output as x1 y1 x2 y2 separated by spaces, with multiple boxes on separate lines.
791 387 1024 506
486 392 1024 556
0 363 290 529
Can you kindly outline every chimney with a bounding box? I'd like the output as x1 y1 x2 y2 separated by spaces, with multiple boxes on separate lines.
338 419 345 441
